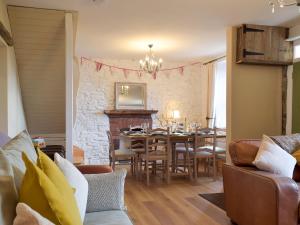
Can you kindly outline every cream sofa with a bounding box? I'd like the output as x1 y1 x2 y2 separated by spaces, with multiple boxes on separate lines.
0 131 133 225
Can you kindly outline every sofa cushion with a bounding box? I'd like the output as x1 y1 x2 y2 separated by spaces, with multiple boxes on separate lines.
0 132 10 147
13 203 55 225
253 135 296 178
20 153 83 225
271 133 300 154
85 169 126 213
0 149 18 225
2 130 37 191
229 140 260 166
36 149 82 224
84 211 133 225
54 153 88 222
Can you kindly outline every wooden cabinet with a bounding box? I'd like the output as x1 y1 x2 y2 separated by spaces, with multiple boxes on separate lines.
236 24 293 66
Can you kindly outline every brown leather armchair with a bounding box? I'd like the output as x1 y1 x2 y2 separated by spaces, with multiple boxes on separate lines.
223 140 300 225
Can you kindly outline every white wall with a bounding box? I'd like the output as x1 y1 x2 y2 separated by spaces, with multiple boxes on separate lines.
73 58 208 164
0 0 26 137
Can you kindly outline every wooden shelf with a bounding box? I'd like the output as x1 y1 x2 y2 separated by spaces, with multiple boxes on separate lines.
104 110 158 117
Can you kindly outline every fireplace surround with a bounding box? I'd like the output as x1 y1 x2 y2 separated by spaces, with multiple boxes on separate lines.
104 109 158 148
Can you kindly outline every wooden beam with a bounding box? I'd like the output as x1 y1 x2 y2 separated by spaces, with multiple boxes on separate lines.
0 21 13 46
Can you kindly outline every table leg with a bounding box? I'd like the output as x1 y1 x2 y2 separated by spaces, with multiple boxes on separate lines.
171 142 176 172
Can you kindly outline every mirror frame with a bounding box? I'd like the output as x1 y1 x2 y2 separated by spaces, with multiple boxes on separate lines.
115 82 147 110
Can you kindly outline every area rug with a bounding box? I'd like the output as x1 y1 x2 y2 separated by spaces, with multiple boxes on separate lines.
199 193 225 211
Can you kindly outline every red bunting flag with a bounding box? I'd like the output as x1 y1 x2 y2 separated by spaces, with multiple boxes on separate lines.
152 72 157 80
137 71 142 77
96 62 103 72
179 67 184 76
123 69 129 78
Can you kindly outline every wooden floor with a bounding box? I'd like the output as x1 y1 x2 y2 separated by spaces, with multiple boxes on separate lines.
124 171 231 225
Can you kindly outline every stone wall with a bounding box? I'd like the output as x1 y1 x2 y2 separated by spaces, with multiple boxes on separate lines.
73 58 208 164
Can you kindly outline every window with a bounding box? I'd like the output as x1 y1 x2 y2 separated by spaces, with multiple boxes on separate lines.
294 44 300 60
213 59 226 128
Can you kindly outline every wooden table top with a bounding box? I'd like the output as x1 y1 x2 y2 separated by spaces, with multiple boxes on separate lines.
120 131 226 140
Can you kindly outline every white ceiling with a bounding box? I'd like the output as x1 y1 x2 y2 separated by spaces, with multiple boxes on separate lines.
6 0 300 61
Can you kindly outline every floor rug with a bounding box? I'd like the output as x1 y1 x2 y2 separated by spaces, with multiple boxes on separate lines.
199 193 225 211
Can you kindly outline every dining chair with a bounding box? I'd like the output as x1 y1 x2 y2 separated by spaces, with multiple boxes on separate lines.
189 127 218 180
139 128 171 186
106 130 135 174
174 141 193 173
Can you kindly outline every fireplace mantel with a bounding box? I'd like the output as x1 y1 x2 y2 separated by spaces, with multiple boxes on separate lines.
104 110 158 117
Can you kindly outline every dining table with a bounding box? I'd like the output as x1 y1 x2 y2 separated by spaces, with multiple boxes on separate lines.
119 130 226 175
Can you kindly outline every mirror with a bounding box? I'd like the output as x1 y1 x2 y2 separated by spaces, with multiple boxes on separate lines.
115 82 147 110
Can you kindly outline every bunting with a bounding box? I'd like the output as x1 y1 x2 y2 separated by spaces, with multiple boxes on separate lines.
80 57 203 80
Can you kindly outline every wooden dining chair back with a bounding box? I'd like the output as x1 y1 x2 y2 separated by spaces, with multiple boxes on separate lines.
106 130 135 173
194 127 217 151
191 127 217 179
107 130 115 165
140 128 171 185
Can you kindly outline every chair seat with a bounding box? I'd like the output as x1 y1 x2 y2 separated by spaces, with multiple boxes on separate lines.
115 149 135 157
197 145 226 153
131 148 145 153
176 146 194 152
191 151 213 158
140 150 168 160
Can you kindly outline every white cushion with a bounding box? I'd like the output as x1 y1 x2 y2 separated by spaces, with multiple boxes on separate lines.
253 135 296 178
13 203 54 225
54 153 88 222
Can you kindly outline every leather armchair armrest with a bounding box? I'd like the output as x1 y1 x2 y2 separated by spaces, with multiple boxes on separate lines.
223 164 299 225
76 165 113 174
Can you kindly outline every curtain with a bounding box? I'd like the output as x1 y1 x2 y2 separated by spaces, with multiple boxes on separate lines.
205 58 226 128
206 63 216 128
213 59 226 128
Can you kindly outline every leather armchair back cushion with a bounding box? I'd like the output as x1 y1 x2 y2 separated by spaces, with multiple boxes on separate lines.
229 140 260 166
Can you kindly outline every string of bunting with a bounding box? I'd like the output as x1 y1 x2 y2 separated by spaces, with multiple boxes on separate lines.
80 56 203 80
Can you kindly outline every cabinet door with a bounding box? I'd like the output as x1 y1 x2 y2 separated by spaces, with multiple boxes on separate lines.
237 24 293 65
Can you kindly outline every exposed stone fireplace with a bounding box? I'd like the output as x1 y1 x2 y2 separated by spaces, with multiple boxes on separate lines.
104 109 158 148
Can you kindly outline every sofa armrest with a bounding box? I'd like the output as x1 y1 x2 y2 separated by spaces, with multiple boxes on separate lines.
223 164 299 225
76 165 112 174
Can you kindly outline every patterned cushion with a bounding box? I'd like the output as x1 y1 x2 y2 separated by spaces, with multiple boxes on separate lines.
85 169 127 213
271 134 300 154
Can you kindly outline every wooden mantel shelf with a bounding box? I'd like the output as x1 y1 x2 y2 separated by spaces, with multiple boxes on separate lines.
104 110 158 117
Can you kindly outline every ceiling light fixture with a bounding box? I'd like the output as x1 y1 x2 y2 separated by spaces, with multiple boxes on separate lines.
139 44 163 74
269 0 300 13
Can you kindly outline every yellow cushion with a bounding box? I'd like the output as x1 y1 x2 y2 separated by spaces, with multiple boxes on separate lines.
36 149 82 223
19 153 82 225
292 149 300 165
